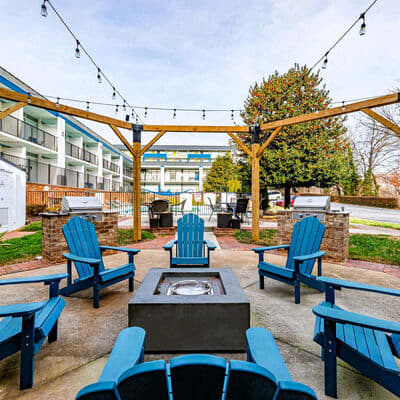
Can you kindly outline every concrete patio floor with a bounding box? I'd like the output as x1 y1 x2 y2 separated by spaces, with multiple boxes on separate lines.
0 250 399 399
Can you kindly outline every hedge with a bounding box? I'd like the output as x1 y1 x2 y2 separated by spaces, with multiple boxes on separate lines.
331 196 399 209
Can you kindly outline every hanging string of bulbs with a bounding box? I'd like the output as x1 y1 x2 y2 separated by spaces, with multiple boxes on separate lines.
311 0 378 70
39 0 379 122
40 0 143 124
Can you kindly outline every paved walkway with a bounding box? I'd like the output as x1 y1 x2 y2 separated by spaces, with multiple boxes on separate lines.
0 250 398 399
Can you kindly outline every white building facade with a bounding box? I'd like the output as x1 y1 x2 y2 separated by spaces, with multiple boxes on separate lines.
0 67 133 192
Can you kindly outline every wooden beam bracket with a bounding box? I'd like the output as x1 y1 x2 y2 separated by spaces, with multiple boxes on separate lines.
0 102 26 120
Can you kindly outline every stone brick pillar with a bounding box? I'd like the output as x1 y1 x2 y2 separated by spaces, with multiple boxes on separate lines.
277 210 349 262
41 212 119 263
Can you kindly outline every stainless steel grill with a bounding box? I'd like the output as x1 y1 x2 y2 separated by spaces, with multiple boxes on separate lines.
293 196 330 221
61 196 103 221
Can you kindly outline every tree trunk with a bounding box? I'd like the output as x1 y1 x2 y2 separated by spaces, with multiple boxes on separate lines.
284 185 291 209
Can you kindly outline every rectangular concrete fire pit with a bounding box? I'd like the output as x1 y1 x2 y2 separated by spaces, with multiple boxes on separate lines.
128 268 250 352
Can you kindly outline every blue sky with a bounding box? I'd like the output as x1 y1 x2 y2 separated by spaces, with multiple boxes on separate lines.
0 0 399 146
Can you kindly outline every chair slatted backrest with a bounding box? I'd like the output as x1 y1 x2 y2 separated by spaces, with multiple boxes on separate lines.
62 217 105 279
286 216 325 275
177 213 204 258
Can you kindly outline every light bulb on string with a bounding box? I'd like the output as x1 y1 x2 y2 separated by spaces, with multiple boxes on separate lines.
359 14 366 36
231 110 234 120
115 105 119 114
86 102 90 112
27 93 31 104
41 0 47 17
173 109 176 119
135 115 139 124
75 40 80 58
56 97 60 107
112 88 116 100
342 102 345 111
97 68 102 83
123 101 126 112
144 107 148 118
322 54 328 69
202 110 206 120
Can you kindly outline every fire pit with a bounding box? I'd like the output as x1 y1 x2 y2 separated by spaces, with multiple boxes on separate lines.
128 268 250 352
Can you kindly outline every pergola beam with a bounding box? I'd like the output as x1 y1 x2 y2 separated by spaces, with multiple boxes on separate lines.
0 102 27 120
0 88 131 129
260 93 400 131
226 131 253 158
142 124 249 133
257 127 282 157
109 124 134 155
140 131 167 156
361 108 400 137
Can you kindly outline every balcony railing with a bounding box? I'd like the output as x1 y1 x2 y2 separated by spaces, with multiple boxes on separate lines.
65 142 97 165
0 152 130 192
0 114 57 151
123 167 133 178
103 159 120 173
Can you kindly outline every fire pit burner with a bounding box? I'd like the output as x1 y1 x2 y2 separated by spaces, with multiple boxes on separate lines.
167 280 213 296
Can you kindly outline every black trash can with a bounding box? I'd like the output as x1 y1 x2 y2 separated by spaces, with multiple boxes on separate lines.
217 212 232 228
160 212 173 228
150 218 159 228
230 218 241 229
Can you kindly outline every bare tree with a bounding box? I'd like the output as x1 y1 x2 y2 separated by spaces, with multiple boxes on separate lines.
348 103 400 191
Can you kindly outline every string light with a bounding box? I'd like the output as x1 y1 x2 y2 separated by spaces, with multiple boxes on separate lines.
115 105 119 114
112 87 116 100
231 110 234 120
86 102 90 112
202 110 206 120
173 109 176 119
123 100 126 111
27 92 31 104
359 14 366 35
97 68 102 84
75 40 80 58
144 107 148 118
56 97 60 107
322 54 328 69
41 0 48 17
342 102 345 111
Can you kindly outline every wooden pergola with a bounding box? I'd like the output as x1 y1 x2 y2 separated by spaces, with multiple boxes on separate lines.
0 87 399 242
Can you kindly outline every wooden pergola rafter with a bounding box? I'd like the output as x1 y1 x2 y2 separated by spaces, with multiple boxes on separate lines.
0 87 399 242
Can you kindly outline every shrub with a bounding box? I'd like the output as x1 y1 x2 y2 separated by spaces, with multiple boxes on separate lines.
26 204 47 217
331 196 398 209
21 221 43 232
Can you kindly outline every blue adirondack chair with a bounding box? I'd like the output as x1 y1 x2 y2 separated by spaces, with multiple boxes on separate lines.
76 327 318 400
245 327 318 399
0 273 67 389
313 277 400 398
61 216 140 308
253 216 326 303
163 213 216 268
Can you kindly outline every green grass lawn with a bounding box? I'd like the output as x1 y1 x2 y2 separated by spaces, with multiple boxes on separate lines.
350 218 400 231
0 222 155 266
234 229 277 246
234 228 400 267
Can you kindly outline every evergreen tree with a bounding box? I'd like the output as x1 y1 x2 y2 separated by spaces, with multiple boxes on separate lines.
238 64 353 207
203 154 240 192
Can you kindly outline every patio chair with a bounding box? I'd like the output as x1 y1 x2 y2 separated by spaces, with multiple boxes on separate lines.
148 199 169 226
163 213 216 268
207 197 221 221
0 273 68 389
61 216 140 308
313 277 400 398
253 216 326 304
231 197 249 222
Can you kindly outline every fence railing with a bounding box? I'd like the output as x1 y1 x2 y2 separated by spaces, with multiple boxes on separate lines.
25 190 251 217
0 114 57 151
103 159 120 173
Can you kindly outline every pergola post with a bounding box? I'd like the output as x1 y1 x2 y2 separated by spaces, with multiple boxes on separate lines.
132 124 142 242
251 125 261 242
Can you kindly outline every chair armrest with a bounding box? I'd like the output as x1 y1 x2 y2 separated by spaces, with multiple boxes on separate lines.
204 240 217 250
278 380 318 400
75 381 120 400
163 239 177 250
318 277 400 297
100 246 141 255
63 253 101 266
0 273 68 286
252 245 290 253
0 302 44 318
313 304 400 334
293 251 325 263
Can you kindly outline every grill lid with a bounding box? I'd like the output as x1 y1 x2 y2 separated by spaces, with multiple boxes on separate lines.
293 196 330 211
62 196 102 212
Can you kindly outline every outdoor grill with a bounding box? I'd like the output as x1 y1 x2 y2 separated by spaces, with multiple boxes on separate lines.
292 196 330 222
61 196 104 222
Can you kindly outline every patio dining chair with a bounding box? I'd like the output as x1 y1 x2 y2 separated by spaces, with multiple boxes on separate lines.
207 197 222 221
